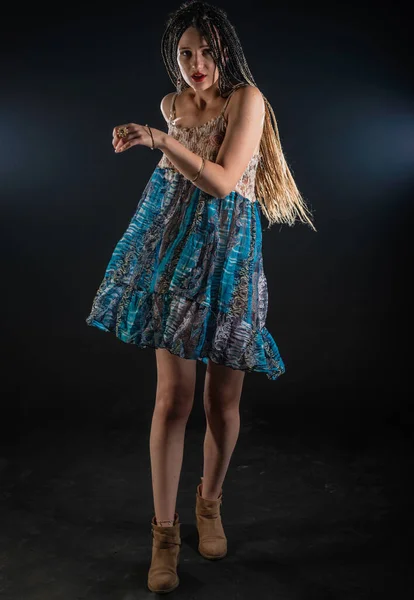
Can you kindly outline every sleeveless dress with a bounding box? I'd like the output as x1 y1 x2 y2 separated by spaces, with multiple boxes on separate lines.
85 84 286 380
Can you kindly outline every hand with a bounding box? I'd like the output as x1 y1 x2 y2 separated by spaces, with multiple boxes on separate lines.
112 123 158 153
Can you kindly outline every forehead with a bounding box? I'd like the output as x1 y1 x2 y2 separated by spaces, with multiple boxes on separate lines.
178 27 208 48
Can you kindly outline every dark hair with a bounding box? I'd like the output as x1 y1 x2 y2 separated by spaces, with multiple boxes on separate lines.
161 0 256 97
160 1 316 231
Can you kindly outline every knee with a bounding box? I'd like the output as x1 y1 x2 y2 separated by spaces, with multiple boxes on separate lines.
155 384 194 421
203 362 245 418
204 394 240 421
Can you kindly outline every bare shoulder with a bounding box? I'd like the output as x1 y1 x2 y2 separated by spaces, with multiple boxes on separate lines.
215 84 266 196
160 92 177 124
226 84 265 122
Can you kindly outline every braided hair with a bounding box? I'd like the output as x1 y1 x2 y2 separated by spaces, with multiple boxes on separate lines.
160 0 316 231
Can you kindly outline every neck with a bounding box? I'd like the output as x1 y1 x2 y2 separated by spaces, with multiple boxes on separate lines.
187 81 222 111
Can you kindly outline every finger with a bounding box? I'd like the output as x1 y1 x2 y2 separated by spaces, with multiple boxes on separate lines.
116 141 133 153
116 128 140 149
113 126 137 150
115 135 139 153
115 136 135 152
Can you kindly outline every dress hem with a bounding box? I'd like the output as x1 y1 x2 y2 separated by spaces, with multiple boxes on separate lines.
86 316 285 381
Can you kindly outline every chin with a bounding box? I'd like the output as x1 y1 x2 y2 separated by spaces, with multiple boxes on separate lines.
190 79 208 87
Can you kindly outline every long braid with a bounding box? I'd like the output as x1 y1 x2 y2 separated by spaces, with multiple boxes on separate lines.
160 0 317 232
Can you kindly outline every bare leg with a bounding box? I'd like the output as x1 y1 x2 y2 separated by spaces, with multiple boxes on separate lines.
150 349 197 526
201 360 245 500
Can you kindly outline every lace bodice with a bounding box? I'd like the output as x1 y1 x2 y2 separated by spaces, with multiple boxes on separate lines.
157 85 262 203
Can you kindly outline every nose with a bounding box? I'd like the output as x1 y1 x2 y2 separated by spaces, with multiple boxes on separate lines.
192 51 206 72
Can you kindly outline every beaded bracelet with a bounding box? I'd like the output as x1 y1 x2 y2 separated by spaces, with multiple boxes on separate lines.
191 157 205 182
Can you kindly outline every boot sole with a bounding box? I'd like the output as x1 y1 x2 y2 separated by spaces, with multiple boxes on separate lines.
198 549 227 560
147 576 179 594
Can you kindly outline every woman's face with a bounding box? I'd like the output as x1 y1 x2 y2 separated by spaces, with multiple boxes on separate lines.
177 26 225 90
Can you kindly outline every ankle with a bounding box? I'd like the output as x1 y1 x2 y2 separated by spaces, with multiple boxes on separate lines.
200 484 221 501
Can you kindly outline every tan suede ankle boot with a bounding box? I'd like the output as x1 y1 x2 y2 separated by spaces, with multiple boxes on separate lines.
147 512 181 594
195 477 227 560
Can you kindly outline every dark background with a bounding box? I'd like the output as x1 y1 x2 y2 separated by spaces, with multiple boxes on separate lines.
1 1 413 598
2 0 412 428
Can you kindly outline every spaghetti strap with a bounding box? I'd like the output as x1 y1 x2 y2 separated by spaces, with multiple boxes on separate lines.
220 83 248 116
169 93 178 122
169 83 247 123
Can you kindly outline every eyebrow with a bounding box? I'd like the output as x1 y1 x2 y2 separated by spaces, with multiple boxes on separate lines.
178 45 210 50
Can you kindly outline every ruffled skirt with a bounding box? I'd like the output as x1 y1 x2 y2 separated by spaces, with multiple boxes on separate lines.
85 167 285 380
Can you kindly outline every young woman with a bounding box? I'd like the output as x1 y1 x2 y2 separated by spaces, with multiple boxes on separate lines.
86 0 316 593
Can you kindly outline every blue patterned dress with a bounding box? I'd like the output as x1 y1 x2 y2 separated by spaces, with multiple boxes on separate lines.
85 85 285 380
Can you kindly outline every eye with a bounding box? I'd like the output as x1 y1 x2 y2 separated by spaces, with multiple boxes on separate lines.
180 49 211 57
